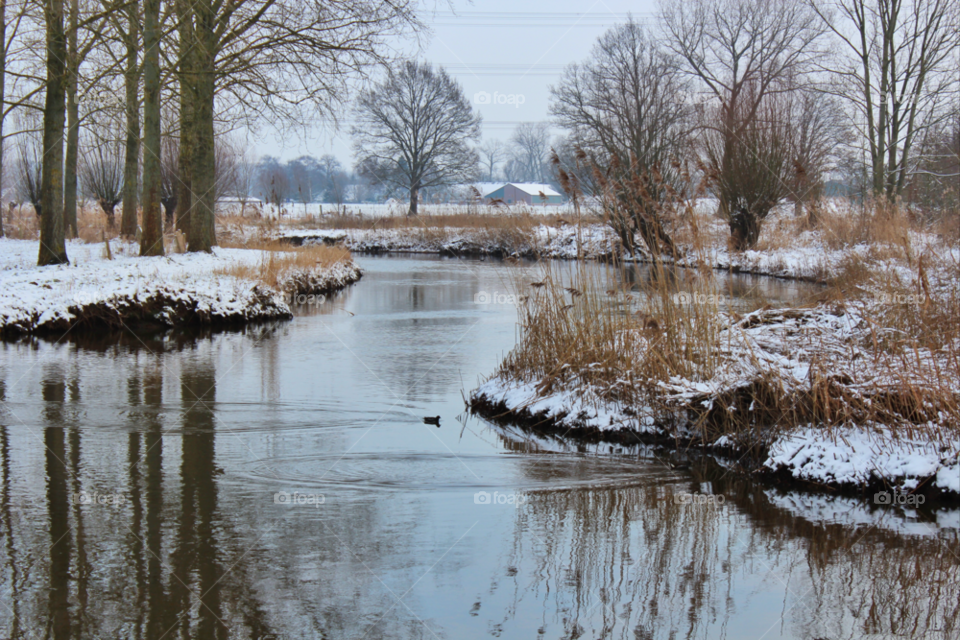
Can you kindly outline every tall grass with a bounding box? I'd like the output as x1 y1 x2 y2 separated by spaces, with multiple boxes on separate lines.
497 260 726 425
493 247 960 448
214 242 354 295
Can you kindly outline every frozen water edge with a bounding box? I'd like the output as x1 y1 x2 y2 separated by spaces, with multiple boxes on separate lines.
0 238 362 335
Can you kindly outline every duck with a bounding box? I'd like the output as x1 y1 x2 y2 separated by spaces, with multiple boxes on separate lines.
423 416 441 427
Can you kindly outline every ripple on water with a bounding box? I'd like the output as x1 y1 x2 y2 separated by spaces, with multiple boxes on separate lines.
232 450 684 493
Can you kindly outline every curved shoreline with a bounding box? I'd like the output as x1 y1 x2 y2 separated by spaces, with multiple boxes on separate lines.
0 239 363 337
468 381 960 505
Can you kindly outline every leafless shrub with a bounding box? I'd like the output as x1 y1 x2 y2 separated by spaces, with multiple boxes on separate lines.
80 139 125 229
551 19 690 257
14 136 43 217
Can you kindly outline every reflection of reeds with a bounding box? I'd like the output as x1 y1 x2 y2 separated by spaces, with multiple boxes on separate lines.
493 460 960 639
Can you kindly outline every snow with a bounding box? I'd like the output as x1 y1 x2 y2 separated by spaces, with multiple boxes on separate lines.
471 300 960 497
764 425 959 493
474 375 960 496
242 201 581 220
282 223 620 260
0 238 361 335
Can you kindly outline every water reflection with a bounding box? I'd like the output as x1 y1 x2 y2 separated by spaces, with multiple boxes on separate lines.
0 256 955 639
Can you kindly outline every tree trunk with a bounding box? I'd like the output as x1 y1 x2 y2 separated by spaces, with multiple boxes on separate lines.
62 0 78 238
162 194 177 227
120 1 140 238
728 204 760 251
408 184 419 216
187 4 216 252
174 0 194 237
99 200 116 229
0 0 6 239
139 0 163 256
37 0 69 266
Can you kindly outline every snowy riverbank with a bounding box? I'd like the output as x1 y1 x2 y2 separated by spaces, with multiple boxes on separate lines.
471 376 960 499
0 239 362 335
470 300 960 499
280 224 621 260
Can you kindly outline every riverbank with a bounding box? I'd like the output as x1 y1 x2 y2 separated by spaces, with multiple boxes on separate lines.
279 224 620 260
0 238 361 336
263 199 957 286
468 257 960 500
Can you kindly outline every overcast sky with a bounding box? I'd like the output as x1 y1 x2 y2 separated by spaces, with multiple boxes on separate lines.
245 0 659 167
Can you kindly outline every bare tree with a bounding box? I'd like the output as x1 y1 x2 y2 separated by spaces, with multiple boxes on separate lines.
699 85 794 248
317 154 345 212
551 19 689 257
660 0 825 249
80 137 124 228
352 61 482 215
176 0 422 251
288 156 314 215
785 88 850 222
810 0 959 200
0 0 35 238
507 122 551 183
14 135 43 217
257 158 288 215
909 103 960 213
214 135 240 204
160 133 179 226
232 148 259 216
479 139 507 182
63 0 107 239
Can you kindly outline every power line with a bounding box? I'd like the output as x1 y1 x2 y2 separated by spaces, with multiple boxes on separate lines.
428 11 653 27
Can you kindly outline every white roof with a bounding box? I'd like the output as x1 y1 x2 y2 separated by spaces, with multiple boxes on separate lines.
505 183 562 197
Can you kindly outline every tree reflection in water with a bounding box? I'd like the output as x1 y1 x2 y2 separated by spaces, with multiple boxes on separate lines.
0 291 954 639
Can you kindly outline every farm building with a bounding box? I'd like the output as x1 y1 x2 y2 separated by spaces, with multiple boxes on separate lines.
483 183 564 205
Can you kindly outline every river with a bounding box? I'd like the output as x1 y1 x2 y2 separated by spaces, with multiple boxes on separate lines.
0 255 956 639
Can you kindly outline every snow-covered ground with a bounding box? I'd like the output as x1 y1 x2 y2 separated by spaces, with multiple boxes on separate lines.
471 301 960 497
228 201 578 220
264 198 958 285
0 238 361 335
472 376 960 497
281 224 619 259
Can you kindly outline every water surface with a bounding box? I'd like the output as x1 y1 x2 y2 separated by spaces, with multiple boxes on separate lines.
0 255 956 639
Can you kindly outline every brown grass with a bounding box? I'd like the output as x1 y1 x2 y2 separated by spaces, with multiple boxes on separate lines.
494 246 960 448
213 243 352 291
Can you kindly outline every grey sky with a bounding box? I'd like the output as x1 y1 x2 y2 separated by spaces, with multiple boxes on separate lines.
247 0 658 167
